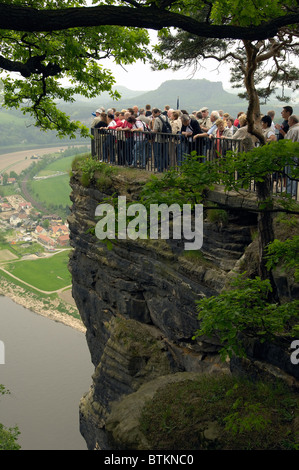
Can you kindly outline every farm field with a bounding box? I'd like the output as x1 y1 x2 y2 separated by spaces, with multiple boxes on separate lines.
28 173 71 207
0 249 19 262
2 250 72 292
35 154 76 176
0 145 86 175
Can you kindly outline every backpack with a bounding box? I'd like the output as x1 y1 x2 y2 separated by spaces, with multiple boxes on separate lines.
141 121 154 141
158 115 172 134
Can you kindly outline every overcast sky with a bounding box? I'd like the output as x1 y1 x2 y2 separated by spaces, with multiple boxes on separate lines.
102 56 233 93
100 30 234 93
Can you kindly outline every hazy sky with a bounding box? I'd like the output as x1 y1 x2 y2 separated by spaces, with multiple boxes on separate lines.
101 30 234 93
102 56 233 93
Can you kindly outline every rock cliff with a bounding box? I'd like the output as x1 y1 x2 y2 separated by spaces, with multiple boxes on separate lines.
68 168 297 450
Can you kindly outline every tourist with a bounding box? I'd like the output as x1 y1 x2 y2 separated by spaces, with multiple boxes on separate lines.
261 115 276 142
234 111 245 128
151 107 171 171
138 108 151 125
179 114 202 163
209 118 233 157
114 111 127 165
207 111 220 135
267 110 276 133
130 116 148 168
102 113 117 163
232 114 259 149
91 108 105 128
92 112 108 159
132 105 139 117
145 104 152 117
275 105 293 140
169 110 182 167
227 116 238 134
162 105 171 116
284 114 299 142
284 114 299 197
199 107 211 131
120 112 135 165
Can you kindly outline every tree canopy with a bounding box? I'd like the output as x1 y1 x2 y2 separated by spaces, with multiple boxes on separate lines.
1 0 299 137
152 0 299 136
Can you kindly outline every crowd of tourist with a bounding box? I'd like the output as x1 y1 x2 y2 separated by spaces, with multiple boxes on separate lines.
90 103 299 172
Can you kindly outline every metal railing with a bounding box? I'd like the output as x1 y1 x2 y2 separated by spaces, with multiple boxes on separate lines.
91 128 299 200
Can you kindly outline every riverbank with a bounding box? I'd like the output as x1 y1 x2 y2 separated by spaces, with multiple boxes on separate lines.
0 275 85 333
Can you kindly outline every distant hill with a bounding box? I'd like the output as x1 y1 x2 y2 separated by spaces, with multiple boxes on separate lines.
58 79 250 124
110 79 248 115
72 86 147 105
0 79 298 150
64 79 298 121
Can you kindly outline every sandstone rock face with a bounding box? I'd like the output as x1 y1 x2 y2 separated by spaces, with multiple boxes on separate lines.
68 170 280 450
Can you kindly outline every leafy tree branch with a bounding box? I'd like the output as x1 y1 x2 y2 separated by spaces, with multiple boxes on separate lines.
0 2 299 40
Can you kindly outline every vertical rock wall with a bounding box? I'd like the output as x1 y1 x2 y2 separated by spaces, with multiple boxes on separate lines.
68 170 255 450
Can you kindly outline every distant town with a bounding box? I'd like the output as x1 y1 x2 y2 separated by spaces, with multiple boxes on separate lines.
0 192 69 251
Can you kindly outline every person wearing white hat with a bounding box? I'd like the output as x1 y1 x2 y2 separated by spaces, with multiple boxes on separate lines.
198 107 211 132
91 108 105 128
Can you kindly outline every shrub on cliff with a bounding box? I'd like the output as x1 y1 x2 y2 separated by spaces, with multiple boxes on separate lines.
193 273 299 361
140 374 299 450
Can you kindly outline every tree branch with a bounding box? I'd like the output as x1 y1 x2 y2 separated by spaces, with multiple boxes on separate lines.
0 54 61 78
0 3 299 40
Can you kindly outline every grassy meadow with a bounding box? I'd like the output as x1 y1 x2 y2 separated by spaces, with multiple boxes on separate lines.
35 154 75 177
25 153 84 215
28 173 71 208
2 250 72 292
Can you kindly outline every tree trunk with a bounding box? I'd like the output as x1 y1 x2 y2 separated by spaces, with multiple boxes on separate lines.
255 179 279 301
243 41 279 302
243 40 264 141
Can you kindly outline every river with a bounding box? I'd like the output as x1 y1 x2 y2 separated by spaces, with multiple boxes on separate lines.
0 296 93 450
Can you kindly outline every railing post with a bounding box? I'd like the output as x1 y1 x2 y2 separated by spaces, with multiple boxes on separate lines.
91 127 95 158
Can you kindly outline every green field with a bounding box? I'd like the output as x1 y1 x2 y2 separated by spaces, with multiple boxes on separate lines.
0 185 19 197
0 241 45 259
3 250 72 291
29 173 71 207
26 153 87 215
35 154 75 176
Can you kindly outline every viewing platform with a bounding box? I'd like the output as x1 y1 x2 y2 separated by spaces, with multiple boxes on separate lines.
91 128 299 202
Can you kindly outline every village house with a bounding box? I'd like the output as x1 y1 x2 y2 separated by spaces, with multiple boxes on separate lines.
9 214 23 227
50 224 69 238
34 225 47 236
23 219 37 232
16 212 29 225
0 202 13 212
7 177 17 185
42 214 63 224
57 234 70 246
18 201 32 213
37 234 56 249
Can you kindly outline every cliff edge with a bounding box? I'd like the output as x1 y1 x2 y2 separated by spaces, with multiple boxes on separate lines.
68 164 267 450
